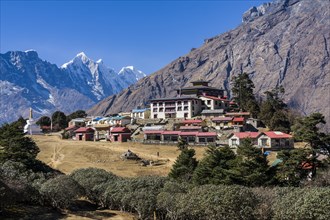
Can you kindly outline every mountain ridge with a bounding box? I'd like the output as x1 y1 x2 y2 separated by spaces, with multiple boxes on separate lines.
0 50 146 124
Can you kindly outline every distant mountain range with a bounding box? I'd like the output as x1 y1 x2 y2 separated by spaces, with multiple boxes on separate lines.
88 0 330 131
0 50 146 124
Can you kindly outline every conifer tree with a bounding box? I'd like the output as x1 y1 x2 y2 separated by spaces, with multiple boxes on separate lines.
230 139 271 186
193 146 236 185
259 86 291 132
168 148 198 182
231 73 259 117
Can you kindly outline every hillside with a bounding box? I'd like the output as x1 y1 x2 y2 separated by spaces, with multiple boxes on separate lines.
88 0 330 130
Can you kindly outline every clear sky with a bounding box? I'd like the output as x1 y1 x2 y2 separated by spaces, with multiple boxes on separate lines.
0 0 264 74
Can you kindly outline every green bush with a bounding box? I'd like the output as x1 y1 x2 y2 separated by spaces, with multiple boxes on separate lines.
273 187 330 220
40 175 83 209
70 168 119 207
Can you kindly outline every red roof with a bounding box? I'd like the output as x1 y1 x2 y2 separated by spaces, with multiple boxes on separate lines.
144 130 163 134
212 117 232 122
111 127 130 133
201 95 229 102
229 101 236 105
180 132 199 136
232 132 261 139
162 131 181 135
65 125 77 131
196 132 217 137
263 131 292 139
226 112 250 116
233 117 245 122
74 127 94 133
180 126 202 130
181 119 203 124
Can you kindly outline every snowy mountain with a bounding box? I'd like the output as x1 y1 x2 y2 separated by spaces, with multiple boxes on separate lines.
0 50 146 124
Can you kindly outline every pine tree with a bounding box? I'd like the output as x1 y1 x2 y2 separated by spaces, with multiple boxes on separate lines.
230 139 271 186
51 111 67 130
259 86 291 132
168 148 198 182
192 146 236 185
231 73 260 117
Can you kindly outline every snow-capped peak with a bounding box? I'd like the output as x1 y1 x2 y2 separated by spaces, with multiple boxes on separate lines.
61 52 92 68
25 49 37 53
118 66 146 81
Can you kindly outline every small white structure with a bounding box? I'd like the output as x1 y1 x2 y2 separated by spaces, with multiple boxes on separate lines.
131 108 150 119
23 108 42 135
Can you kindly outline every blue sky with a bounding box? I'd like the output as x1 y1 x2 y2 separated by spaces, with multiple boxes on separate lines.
1 0 264 74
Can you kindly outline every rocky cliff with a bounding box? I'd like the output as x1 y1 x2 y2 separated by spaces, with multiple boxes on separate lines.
88 0 330 130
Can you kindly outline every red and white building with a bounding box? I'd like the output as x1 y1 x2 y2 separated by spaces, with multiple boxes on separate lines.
150 80 228 119
228 131 293 150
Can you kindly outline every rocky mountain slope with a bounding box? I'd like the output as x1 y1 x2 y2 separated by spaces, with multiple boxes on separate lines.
0 51 145 124
89 0 329 130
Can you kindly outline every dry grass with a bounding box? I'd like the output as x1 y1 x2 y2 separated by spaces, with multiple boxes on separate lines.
33 135 206 177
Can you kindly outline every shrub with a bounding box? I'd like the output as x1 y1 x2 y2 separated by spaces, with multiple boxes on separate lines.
40 175 83 209
273 187 330 220
69 168 119 206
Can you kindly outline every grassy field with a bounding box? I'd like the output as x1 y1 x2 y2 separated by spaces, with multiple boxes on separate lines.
33 134 207 177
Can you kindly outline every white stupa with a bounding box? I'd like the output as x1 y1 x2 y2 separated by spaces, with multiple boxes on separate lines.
23 108 43 135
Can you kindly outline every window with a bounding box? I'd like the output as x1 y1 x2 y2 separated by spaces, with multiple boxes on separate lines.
232 139 237 145
154 114 158 118
184 113 188 118
184 106 188 111
178 107 182 111
153 108 157 112
261 138 268 146
177 101 181 105
159 108 164 112
207 100 211 105
184 101 188 105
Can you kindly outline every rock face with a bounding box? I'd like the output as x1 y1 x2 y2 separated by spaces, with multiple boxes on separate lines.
88 0 330 131
0 51 146 124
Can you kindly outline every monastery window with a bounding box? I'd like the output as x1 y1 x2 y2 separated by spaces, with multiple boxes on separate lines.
178 107 182 111
232 139 237 145
184 106 188 111
154 114 158 118
184 113 188 118
184 101 188 105
207 100 211 105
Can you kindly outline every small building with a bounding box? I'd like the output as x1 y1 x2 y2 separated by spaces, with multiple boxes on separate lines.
258 131 293 150
211 117 233 130
228 132 261 147
74 127 94 141
65 125 78 138
68 118 86 127
225 112 250 120
143 130 217 145
201 109 225 118
232 117 245 126
131 108 150 119
180 119 203 126
109 127 131 142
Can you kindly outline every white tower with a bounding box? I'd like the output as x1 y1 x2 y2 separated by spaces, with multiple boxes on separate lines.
23 108 43 135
